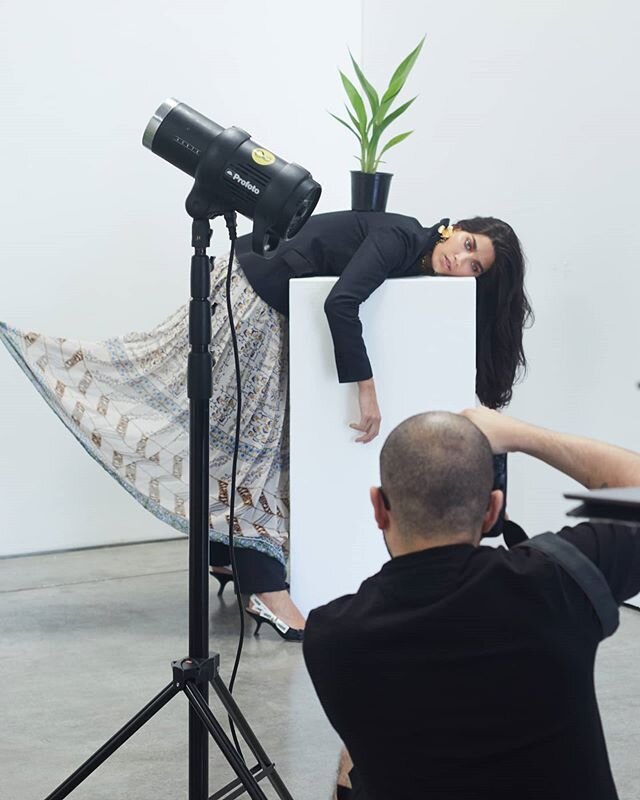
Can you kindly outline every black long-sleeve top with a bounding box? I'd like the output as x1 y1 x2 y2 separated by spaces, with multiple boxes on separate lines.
235 210 445 383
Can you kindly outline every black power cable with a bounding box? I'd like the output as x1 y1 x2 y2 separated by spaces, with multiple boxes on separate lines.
221 212 248 760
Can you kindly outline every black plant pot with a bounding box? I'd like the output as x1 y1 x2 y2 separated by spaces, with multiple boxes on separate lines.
351 170 393 212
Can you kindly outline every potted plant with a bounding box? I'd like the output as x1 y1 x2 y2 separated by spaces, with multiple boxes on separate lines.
331 36 425 211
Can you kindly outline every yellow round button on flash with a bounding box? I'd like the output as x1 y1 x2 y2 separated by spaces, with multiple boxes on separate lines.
251 147 276 166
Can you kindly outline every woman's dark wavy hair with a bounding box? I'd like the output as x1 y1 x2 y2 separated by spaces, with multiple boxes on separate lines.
453 217 533 408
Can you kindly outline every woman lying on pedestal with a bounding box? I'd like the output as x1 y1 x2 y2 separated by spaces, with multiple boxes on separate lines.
0 209 532 641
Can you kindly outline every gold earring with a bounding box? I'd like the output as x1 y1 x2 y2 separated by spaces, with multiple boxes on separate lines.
438 223 454 242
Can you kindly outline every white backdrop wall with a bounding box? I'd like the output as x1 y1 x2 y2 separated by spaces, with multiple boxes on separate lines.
362 0 640 542
2 1 639 558
0 0 362 555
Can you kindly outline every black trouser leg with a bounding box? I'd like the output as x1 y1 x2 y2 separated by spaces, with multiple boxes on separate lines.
209 542 287 592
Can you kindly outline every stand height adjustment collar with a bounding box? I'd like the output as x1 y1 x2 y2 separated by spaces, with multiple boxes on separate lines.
191 218 212 249
172 655 219 689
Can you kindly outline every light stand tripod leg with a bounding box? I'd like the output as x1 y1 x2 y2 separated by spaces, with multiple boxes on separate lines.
44 682 179 800
183 683 269 800
210 674 294 800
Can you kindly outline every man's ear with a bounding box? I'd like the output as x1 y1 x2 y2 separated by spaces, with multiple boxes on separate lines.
370 486 390 531
481 489 504 534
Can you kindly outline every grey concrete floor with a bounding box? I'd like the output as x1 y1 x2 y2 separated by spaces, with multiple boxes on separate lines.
0 539 341 800
1 539 640 800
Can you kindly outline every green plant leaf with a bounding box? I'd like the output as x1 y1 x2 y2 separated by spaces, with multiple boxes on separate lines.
345 105 369 169
339 70 368 135
380 35 425 107
329 112 361 141
388 35 425 90
345 105 364 137
332 36 425 171
349 50 379 116
378 84 401 112
380 96 417 132
368 96 416 159
376 130 414 162
344 105 369 166
374 82 415 128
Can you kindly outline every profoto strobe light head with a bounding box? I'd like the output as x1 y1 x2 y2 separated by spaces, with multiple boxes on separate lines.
143 98 321 257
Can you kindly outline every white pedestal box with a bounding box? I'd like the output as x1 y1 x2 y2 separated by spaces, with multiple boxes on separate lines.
289 276 476 617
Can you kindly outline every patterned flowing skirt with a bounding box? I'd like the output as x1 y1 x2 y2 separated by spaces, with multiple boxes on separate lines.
0 256 290 565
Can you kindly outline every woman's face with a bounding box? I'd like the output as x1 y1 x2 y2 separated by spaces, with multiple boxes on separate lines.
431 229 495 277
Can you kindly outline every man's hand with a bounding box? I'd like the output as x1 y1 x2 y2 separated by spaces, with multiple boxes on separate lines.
334 747 354 798
460 407 528 454
350 378 381 443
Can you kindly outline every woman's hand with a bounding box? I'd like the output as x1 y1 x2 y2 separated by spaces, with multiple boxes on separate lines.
350 378 381 443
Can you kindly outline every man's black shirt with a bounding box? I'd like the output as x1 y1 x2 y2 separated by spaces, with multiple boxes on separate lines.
303 522 640 799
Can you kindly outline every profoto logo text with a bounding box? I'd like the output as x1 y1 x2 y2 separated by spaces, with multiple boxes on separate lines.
225 169 261 195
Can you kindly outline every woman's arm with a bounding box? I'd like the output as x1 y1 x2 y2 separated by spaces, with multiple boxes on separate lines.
350 378 382 443
324 226 411 443
323 225 410 384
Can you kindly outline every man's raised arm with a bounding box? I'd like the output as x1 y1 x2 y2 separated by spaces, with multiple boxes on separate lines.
461 408 640 490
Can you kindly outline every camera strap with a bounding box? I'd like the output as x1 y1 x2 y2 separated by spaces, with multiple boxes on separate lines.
518 532 619 638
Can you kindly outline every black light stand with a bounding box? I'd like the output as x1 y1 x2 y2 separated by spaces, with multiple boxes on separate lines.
42 203 295 798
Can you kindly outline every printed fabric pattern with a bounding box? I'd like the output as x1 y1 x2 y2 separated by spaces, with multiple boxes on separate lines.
0 255 290 564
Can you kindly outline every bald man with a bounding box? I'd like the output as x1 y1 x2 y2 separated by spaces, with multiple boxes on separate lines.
303 409 640 800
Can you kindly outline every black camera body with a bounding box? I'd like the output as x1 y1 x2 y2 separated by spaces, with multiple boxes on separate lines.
483 453 508 539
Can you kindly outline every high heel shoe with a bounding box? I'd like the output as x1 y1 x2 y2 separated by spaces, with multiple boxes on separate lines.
246 594 304 642
209 567 235 597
